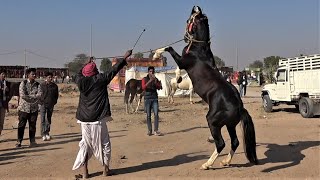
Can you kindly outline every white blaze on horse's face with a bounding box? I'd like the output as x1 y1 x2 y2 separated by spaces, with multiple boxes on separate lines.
193 6 200 13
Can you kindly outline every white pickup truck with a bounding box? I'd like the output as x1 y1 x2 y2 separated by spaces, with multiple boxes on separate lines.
261 54 320 118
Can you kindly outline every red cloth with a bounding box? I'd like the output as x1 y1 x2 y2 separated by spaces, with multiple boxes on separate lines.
82 62 98 77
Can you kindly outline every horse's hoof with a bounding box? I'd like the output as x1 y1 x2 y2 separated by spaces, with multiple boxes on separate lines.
220 161 230 167
200 164 209 170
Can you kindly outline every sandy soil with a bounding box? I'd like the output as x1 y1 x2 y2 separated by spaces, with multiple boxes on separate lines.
0 84 319 180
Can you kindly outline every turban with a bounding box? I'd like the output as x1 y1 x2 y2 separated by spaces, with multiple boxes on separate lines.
82 62 98 77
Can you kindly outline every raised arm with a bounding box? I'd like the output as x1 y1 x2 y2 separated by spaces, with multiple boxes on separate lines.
102 50 132 84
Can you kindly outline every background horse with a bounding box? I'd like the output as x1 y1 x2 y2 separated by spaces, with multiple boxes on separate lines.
124 79 144 114
168 67 194 104
156 6 258 169
3 81 20 112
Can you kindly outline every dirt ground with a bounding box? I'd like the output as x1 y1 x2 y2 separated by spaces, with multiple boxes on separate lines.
0 84 319 180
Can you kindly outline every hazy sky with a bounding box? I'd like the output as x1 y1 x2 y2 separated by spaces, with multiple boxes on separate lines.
0 0 319 70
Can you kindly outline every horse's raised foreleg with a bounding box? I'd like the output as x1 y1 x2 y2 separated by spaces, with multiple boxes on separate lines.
164 47 184 68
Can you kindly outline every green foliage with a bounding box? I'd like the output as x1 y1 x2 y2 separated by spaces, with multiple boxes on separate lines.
214 55 225 68
148 51 155 59
133 52 144 58
249 60 263 69
100 58 112 73
65 53 89 75
263 56 283 82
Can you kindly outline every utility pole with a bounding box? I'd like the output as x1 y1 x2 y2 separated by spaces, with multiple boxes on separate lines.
236 46 239 71
24 49 26 78
90 24 93 57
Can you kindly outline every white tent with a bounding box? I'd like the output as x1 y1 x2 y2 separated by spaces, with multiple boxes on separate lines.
125 66 191 97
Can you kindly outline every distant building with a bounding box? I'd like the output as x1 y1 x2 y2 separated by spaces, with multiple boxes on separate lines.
0 65 68 79
110 57 165 92
0 65 25 78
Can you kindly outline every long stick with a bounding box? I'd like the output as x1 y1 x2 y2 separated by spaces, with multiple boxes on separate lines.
132 29 146 50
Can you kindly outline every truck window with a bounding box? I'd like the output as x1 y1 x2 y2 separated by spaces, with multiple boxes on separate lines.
277 69 286 82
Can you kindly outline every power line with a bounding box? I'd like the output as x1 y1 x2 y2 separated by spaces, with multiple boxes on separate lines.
26 50 58 62
0 50 22 55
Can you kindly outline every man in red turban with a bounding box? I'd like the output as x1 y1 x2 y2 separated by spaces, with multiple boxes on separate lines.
81 57 99 77
73 50 132 178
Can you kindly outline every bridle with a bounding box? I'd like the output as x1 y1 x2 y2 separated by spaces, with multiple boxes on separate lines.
185 12 211 53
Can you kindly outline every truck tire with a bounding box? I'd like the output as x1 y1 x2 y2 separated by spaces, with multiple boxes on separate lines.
263 95 273 112
299 97 314 118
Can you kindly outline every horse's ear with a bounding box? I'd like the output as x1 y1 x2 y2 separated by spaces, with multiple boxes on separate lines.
192 6 202 14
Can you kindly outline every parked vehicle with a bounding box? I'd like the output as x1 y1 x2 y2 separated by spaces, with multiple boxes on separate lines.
261 54 320 118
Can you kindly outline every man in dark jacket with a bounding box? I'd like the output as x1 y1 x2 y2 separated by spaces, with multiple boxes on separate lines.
72 50 132 178
237 71 248 97
40 71 59 141
0 71 10 136
141 66 162 136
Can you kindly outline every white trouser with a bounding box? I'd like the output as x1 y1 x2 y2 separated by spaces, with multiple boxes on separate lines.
72 118 111 170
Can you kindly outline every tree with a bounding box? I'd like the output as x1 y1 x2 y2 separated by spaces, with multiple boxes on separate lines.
148 50 155 59
249 60 263 69
100 58 112 73
133 52 143 58
263 56 283 82
65 53 89 75
214 55 225 68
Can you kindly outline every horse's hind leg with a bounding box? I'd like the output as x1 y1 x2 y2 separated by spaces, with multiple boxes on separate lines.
201 125 225 170
169 88 176 104
220 125 239 166
189 89 194 104
129 93 136 113
125 103 129 114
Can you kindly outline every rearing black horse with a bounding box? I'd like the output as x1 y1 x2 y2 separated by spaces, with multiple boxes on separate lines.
157 6 258 169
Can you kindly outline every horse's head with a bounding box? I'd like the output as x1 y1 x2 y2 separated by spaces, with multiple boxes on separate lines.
184 6 210 43
174 67 182 82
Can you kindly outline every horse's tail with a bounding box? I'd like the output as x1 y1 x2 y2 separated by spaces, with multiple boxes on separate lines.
240 108 258 165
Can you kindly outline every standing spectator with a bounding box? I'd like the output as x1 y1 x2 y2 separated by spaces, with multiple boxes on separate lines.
259 72 264 86
237 71 248 97
0 72 10 136
72 50 132 178
16 68 42 148
66 75 70 84
61 71 65 83
40 72 59 141
141 66 163 136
